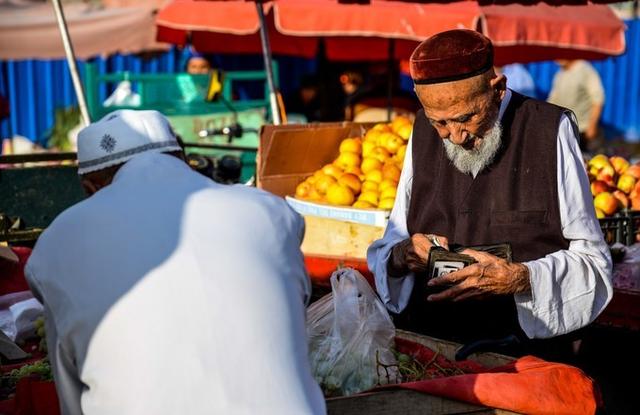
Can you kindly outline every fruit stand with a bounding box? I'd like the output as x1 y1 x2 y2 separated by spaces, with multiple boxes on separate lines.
585 154 640 332
257 117 410 278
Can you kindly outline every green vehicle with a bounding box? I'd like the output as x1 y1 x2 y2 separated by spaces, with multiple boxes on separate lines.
84 62 278 184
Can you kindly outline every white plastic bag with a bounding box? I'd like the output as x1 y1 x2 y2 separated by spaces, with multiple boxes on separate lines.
307 268 397 396
0 291 43 342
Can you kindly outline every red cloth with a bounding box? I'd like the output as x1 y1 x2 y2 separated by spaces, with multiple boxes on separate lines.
394 354 601 415
0 341 58 415
13 378 59 415
0 247 32 296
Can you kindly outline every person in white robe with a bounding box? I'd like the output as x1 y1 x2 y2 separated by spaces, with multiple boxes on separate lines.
25 110 325 415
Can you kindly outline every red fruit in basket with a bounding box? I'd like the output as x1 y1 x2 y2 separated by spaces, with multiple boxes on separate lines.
596 171 616 188
631 192 640 211
613 190 629 209
618 174 637 194
626 164 640 179
610 156 630 175
590 180 610 196
594 192 619 216
588 154 610 171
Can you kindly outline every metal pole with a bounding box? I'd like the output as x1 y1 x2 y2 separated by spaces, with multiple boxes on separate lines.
387 39 395 122
52 0 91 126
255 1 282 125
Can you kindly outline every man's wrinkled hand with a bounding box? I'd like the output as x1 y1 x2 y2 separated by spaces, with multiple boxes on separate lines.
388 233 449 277
426 249 530 302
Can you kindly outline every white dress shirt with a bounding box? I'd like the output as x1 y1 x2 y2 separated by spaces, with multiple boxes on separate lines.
26 153 326 415
367 90 613 339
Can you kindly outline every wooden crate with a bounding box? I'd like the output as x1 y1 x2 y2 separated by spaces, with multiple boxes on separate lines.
326 330 518 415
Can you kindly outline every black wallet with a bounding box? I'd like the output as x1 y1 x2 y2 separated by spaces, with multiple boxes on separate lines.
426 243 513 281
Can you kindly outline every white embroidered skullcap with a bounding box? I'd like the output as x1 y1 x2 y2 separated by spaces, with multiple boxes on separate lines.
77 110 182 175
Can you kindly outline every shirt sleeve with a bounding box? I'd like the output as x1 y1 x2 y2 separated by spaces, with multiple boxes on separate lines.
367 137 416 313
585 64 605 106
517 114 614 339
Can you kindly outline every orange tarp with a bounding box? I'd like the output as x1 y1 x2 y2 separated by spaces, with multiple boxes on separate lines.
156 0 625 63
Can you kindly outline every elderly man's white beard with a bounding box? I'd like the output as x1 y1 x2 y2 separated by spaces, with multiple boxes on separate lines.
443 120 502 177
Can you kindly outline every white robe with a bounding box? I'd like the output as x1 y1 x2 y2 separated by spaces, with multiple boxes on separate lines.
367 90 613 339
26 153 326 415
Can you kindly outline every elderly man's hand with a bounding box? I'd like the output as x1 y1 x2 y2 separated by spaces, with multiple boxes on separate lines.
426 249 530 302
388 233 449 277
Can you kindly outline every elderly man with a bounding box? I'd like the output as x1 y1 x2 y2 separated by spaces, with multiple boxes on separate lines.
368 30 612 356
25 110 325 415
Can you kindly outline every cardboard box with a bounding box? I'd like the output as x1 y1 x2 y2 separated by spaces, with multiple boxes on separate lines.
258 122 390 259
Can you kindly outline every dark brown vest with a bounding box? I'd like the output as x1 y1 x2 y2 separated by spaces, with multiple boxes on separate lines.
403 91 571 344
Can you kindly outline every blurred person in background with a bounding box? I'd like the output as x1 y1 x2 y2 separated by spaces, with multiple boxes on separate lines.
186 52 212 75
496 63 536 98
286 75 324 122
340 69 367 120
548 60 605 154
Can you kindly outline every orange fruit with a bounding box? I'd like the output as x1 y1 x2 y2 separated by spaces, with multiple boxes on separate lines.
397 124 412 140
306 175 317 185
391 116 411 133
378 197 396 210
361 180 379 192
308 188 323 202
361 157 383 174
334 151 361 170
344 166 363 176
379 179 398 192
352 200 375 209
383 134 404 154
364 129 382 143
371 147 391 163
380 187 397 200
322 163 343 180
396 145 407 162
362 140 376 158
295 181 312 199
382 163 401 182
372 123 391 132
326 184 355 206
314 174 337 195
358 191 379 206
365 169 383 184
339 137 362 154
338 173 362 195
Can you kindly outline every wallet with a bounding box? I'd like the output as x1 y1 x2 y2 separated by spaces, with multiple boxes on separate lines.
426 243 513 281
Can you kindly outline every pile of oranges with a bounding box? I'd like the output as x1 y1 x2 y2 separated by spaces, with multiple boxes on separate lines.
294 116 412 210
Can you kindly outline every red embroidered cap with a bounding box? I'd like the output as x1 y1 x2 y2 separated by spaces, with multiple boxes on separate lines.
410 29 494 85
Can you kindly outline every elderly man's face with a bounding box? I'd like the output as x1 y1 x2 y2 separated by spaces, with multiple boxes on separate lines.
415 72 506 150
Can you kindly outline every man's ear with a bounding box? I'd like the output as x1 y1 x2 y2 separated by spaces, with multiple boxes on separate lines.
491 73 507 100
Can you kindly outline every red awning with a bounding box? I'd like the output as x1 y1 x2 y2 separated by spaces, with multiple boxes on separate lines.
156 0 626 63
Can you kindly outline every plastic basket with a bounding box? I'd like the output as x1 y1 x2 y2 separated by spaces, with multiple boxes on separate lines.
599 210 640 246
